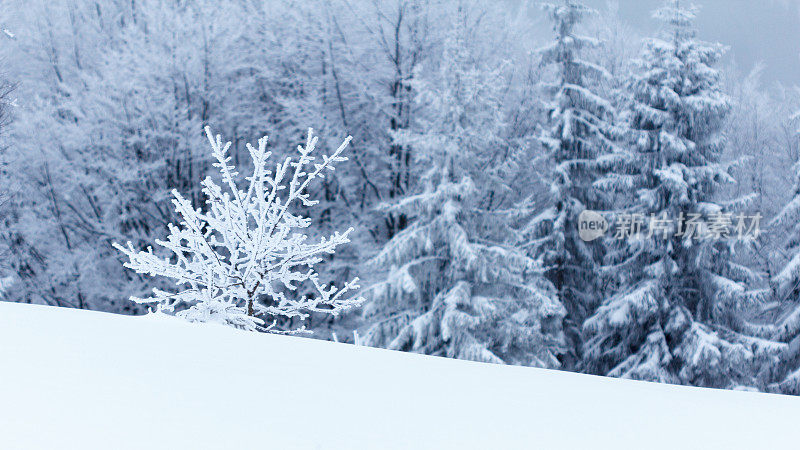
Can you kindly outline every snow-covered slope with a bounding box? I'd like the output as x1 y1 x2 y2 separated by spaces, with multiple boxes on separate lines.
1 301 798 450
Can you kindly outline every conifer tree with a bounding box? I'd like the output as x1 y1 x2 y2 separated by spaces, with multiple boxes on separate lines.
768 139 800 393
362 8 567 367
583 0 781 389
525 1 616 365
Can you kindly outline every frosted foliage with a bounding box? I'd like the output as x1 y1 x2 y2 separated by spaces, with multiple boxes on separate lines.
582 0 779 390
525 1 617 366
115 128 364 332
362 14 567 367
768 114 800 392
772 161 800 301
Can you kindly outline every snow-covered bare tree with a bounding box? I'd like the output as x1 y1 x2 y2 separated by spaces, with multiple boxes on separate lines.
316 0 440 243
362 5 567 367
0 53 13 284
583 0 782 389
0 43 12 122
0 0 124 310
0 0 229 312
0 74 10 136
115 127 364 332
719 66 800 293
524 0 617 366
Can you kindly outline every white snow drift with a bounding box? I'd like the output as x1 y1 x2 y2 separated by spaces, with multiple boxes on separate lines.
0 301 798 450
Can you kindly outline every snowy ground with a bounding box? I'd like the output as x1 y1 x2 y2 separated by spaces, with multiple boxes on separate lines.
1 301 798 449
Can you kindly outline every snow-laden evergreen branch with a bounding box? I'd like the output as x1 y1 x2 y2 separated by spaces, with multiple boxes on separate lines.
114 127 364 332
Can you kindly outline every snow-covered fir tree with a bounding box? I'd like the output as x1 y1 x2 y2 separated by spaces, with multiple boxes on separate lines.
362 7 567 367
583 0 782 389
769 131 800 393
115 127 364 332
525 0 617 366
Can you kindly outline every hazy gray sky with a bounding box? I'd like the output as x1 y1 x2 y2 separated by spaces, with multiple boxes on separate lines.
529 0 800 86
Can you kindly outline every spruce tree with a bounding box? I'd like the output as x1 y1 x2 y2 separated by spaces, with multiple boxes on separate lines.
768 147 800 393
362 9 567 367
525 1 616 366
583 0 781 389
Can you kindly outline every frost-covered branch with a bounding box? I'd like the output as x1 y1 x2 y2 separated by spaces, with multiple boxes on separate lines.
115 127 364 332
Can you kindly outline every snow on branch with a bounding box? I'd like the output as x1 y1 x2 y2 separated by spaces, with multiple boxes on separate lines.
114 127 364 333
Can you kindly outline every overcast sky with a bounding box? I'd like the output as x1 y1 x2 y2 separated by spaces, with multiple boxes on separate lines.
523 0 800 86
